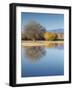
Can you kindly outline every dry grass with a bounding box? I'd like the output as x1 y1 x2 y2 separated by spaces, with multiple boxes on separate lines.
21 40 64 47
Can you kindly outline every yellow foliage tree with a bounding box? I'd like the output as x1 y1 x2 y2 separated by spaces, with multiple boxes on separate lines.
44 32 57 41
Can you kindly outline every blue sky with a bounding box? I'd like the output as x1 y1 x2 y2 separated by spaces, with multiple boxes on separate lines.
21 12 64 31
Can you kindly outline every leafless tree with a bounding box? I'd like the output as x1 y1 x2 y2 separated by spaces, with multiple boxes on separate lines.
22 21 46 40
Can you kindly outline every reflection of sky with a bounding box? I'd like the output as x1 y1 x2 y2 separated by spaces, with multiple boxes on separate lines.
21 12 64 31
21 47 64 77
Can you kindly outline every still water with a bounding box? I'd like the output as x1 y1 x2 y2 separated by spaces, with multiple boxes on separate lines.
21 42 64 77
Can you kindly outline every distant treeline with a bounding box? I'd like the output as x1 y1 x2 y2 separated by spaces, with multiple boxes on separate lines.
22 21 64 41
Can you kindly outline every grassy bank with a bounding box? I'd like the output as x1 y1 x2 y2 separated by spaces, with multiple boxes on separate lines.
21 40 64 47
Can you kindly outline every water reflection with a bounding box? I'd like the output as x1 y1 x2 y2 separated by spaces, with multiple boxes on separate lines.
22 42 64 62
45 42 64 49
21 42 64 77
23 46 46 62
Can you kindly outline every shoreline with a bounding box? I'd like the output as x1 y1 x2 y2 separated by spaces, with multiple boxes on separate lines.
21 40 64 47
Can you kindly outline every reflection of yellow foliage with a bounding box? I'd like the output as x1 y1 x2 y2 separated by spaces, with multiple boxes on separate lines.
44 32 57 40
45 42 64 48
45 43 57 48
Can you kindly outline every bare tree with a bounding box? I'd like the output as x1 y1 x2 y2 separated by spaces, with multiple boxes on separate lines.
22 21 46 40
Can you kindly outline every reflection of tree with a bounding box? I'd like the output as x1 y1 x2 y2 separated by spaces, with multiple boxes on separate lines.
22 42 64 62
24 46 46 62
45 42 64 49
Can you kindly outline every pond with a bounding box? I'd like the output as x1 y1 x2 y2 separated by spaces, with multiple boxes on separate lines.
21 42 64 77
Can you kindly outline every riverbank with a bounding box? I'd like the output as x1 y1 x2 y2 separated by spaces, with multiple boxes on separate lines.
21 40 64 47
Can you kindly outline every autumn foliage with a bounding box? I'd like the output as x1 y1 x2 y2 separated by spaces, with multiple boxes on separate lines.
44 32 57 41
22 21 63 41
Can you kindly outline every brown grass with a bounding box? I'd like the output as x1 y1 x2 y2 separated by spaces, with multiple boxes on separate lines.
21 40 64 47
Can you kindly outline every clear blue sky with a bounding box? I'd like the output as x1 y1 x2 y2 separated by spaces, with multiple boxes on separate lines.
21 12 64 31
